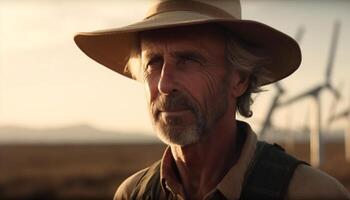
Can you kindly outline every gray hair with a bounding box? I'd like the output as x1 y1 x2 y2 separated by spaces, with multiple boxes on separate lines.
223 29 271 117
124 26 271 118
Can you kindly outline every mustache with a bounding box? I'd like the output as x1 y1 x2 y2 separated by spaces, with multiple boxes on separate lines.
152 93 197 114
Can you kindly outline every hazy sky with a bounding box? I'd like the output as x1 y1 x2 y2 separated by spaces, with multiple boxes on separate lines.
0 0 349 135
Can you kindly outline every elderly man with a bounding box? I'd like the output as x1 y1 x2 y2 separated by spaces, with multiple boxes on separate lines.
74 0 350 199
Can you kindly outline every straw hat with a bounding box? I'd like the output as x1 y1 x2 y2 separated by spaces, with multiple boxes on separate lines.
74 0 301 86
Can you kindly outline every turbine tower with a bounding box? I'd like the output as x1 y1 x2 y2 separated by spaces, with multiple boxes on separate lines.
328 87 350 162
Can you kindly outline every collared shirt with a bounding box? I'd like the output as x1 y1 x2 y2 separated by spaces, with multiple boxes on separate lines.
115 121 350 200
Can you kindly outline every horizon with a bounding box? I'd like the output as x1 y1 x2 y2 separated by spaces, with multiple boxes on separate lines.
0 123 346 144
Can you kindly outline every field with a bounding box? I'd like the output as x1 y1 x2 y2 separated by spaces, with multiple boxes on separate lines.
0 142 349 199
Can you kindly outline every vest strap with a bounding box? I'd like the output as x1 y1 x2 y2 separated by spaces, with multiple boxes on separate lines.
239 141 308 200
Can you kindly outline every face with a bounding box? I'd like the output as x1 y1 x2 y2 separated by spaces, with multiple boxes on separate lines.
140 25 238 146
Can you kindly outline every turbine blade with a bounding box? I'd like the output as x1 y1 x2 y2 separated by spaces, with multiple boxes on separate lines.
325 20 341 83
275 82 285 94
294 26 305 44
259 83 284 136
280 86 321 106
327 83 342 125
330 85 341 100
330 109 350 123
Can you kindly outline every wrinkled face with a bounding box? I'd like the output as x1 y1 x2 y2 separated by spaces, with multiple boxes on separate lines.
140 25 234 146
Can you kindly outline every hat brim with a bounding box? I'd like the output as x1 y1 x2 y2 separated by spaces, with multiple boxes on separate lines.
74 11 301 86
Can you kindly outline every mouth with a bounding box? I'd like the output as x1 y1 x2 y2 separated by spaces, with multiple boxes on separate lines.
158 109 192 120
160 109 191 114
157 109 193 125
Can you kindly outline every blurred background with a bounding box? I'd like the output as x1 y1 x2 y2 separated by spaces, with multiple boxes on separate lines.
0 0 349 199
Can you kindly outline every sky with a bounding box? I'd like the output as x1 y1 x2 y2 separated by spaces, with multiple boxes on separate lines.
0 0 349 137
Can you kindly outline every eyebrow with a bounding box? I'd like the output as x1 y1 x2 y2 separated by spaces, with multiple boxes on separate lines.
171 51 207 62
141 49 209 68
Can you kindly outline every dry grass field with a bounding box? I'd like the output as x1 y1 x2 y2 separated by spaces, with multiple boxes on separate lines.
0 142 349 200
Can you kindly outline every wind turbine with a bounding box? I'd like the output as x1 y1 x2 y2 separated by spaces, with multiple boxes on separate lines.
278 20 341 167
259 26 305 137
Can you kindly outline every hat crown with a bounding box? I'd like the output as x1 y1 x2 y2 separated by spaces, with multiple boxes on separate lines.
75 0 301 87
147 0 241 20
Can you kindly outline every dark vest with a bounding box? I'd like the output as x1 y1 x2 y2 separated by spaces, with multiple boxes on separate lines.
130 141 308 200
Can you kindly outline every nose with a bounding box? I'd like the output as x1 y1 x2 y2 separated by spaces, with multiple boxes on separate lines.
158 61 178 95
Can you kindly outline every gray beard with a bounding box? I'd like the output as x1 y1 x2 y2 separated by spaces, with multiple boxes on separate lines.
152 89 229 146
155 123 201 146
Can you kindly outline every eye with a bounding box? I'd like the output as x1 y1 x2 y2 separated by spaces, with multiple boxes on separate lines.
145 57 163 72
178 56 203 67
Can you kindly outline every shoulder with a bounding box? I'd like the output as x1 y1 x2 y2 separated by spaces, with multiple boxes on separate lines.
113 168 149 200
286 164 350 200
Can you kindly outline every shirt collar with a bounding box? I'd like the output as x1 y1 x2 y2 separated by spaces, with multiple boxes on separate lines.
160 121 258 200
160 145 186 198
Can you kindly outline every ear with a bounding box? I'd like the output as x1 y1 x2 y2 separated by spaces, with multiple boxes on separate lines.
230 71 249 98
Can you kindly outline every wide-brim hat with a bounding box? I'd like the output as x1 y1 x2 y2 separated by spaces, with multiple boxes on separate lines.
74 0 301 86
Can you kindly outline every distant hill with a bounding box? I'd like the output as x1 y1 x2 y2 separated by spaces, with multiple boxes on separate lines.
0 124 345 144
0 124 159 144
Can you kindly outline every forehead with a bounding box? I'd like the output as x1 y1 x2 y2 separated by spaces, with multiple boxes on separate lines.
139 24 226 54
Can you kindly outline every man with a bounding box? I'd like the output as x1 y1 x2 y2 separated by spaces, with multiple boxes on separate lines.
74 0 350 199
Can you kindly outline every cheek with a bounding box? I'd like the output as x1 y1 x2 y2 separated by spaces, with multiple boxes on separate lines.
144 76 159 102
196 70 224 97
182 72 220 111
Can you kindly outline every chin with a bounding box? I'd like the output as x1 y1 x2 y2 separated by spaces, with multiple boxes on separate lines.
155 124 201 146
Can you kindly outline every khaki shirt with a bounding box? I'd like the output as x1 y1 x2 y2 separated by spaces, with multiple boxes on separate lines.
115 122 350 200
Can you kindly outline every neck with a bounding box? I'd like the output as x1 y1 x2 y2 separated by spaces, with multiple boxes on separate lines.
170 119 241 200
